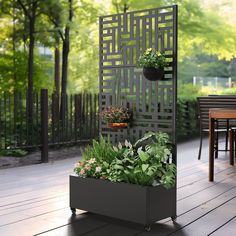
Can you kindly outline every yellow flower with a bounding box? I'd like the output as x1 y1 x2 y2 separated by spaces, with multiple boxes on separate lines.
156 51 161 56
146 48 152 52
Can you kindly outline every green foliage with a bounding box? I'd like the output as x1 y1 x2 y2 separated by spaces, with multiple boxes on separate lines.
220 87 236 95
177 96 199 141
0 50 53 93
178 83 203 99
75 132 176 189
138 48 168 69
0 148 28 157
178 53 231 84
81 136 117 164
1 0 236 94
68 0 236 93
67 1 103 93
106 132 176 188
176 0 236 60
111 0 236 60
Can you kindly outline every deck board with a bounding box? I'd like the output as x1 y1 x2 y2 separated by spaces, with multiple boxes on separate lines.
170 197 236 236
210 216 236 236
0 138 235 236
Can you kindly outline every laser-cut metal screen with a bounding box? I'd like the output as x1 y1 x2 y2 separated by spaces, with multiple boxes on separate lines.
99 5 177 145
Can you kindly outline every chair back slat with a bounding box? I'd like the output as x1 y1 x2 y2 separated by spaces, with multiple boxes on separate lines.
197 96 236 130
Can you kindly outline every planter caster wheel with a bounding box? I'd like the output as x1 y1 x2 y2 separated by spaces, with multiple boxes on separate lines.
144 225 151 232
71 207 76 215
171 216 177 222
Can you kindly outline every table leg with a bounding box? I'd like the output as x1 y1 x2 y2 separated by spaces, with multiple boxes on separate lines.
209 118 215 181
229 129 235 166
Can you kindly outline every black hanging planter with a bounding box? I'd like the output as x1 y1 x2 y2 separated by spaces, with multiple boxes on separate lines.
143 67 164 81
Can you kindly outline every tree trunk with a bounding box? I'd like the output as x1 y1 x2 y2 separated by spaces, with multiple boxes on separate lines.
60 0 73 123
60 28 69 124
54 44 60 95
54 43 60 123
27 18 35 143
27 1 37 144
61 28 69 96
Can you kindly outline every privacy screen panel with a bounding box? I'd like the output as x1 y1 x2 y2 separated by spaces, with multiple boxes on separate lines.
99 5 177 144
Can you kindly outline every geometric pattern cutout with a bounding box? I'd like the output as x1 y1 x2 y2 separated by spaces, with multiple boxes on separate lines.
99 6 177 145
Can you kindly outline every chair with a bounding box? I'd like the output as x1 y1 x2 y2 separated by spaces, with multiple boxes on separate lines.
197 96 236 160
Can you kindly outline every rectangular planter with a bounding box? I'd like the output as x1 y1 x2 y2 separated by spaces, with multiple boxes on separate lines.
70 175 176 226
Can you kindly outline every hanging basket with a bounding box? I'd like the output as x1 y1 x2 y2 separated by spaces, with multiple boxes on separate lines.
107 123 128 129
143 67 165 81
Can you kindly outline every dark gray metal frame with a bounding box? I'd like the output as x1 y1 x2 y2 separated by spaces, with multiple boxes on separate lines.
99 5 177 147
70 5 178 229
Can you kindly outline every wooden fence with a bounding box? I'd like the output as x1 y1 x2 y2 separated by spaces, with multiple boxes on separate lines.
0 90 198 160
0 90 99 152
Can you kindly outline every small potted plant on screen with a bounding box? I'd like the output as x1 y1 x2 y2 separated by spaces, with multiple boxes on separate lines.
138 48 168 81
99 106 131 129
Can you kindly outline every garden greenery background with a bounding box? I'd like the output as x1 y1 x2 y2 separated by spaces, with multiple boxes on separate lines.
0 0 236 94
0 0 236 142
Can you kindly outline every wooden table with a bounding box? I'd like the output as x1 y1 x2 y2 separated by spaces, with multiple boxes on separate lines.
209 109 236 181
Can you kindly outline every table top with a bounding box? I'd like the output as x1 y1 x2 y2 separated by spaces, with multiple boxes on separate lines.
209 108 236 119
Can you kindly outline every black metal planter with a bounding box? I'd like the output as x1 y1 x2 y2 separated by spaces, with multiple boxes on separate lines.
143 67 165 81
70 175 176 231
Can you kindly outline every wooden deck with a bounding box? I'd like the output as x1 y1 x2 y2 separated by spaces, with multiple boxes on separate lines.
0 138 235 236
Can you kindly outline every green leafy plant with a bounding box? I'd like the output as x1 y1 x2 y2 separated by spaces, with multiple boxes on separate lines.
138 48 168 69
0 148 28 157
81 136 117 164
99 106 131 123
74 132 176 189
106 132 176 188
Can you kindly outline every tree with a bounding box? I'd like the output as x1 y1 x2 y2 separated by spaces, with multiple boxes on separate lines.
61 0 73 96
111 0 129 13
42 0 74 121
67 0 103 93
14 0 41 143
40 0 62 95
109 0 236 60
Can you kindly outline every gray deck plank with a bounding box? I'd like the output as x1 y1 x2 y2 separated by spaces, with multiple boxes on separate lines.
177 174 236 215
0 213 105 236
36 217 142 236
0 183 69 206
177 166 236 201
0 195 68 219
177 159 229 179
169 197 236 236
0 217 50 236
177 162 233 188
210 216 236 236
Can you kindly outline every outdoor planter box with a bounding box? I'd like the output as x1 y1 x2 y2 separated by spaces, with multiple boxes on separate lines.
70 175 176 228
